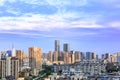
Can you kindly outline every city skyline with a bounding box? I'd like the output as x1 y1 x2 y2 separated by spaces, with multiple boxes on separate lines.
0 0 120 55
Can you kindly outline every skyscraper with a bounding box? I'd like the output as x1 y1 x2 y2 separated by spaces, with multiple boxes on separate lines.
16 50 26 71
63 43 70 52
55 40 60 52
74 51 81 62
53 51 58 63
92 52 96 60
0 57 19 80
29 47 42 75
6 50 12 57
55 40 61 60
48 51 53 62
12 44 16 57
70 50 75 63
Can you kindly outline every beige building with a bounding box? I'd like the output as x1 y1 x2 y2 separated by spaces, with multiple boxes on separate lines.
71 53 75 64
16 50 27 71
64 52 71 64
29 47 42 75
75 51 81 62
48 51 53 63
53 51 58 63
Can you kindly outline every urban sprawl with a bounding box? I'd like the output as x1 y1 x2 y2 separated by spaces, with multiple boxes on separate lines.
0 40 120 80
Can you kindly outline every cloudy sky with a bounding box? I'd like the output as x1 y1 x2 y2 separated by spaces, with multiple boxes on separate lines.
0 0 120 55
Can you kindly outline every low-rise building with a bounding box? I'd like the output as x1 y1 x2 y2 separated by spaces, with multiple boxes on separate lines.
53 62 106 75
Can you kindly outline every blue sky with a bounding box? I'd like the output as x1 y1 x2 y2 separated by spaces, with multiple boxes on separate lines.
0 0 120 55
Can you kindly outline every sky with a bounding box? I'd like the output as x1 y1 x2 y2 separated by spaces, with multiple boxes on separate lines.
0 0 120 55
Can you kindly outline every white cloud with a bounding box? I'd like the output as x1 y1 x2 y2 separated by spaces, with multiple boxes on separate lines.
0 12 103 31
0 30 55 38
0 0 119 32
108 21 120 27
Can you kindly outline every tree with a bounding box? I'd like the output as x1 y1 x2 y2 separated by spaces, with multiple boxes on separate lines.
58 70 62 75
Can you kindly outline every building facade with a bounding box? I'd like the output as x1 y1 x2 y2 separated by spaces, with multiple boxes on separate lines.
29 47 42 75
63 43 70 52
0 57 19 80
53 62 106 75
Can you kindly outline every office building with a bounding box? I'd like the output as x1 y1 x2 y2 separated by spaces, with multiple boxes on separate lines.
63 43 70 52
64 52 71 64
29 47 42 75
55 40 60 52
16 50 27 71
12 46 16 57
80 52 86 60
86 52 92 60
48 51 53 62
105 53 110 60
6 50 12 57
70 51 75 63
1 51 8 59
0 57 19 80
55 40 61 60
74 51 81 62
53 51 58 63
92 52 96 60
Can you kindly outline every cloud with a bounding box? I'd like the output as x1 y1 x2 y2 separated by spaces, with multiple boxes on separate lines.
108 21 120 28
0 30 55 38
0 0 120 34
0 12 103 31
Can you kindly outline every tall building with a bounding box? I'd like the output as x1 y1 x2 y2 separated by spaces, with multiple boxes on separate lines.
6 50 12 57
70 51 75 63
63 43 70 52
80 52 86 60
74 51 81 62
29 47 42 75
92 52 96 60
55 40 61 61
0 57 19 80
86 52 92 60
1 51 8 59
64 52 71 64
53 51 58 63
11 57 19 79
105 53 110 60
55 40 60 52
48 51 53 62
16 50 27 71
12 45 16 57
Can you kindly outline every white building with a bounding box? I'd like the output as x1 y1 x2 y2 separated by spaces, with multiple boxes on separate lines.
0 57 19 80
53 62 106 75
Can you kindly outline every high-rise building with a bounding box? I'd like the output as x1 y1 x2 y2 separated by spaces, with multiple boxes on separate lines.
64 52 71 64
74 51 81 62
16 50 27 71
92 52 96 60
0 57 19 80
55 40 61 61
80 52 86 60
29 47 42 75
6 50 12 57
86 52 92 60
70 51 75 63
53 51 58 63
48 51 53 62
12 45 16 57
11 57 19 79
55 40 60 52
63 43 70 52
105 53 110 60
1 51 8 59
